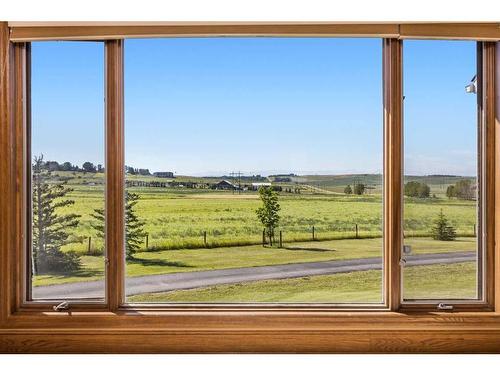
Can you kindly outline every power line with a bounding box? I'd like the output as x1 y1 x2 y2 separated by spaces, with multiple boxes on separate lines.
229 171 242 194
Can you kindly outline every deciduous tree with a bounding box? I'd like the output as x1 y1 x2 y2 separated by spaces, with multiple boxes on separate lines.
353 183 366 195
256 186 281 246
404 181 431 198
82 161 97 173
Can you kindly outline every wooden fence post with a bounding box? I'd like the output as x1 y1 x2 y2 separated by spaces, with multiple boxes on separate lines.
204 231 207 247
355 224 359 239
145 234 149 249
279 230 283 248
312 226 315 241
88 237 92 254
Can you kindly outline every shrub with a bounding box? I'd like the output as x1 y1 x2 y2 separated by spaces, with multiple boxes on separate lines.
37 249 81 274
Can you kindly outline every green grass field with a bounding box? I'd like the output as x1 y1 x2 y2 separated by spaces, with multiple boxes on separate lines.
32 171 479 303
55 171 477 255
128 262 476 303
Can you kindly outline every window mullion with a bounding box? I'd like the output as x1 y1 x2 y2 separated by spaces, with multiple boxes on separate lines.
383 38 403 311
105 40 125 311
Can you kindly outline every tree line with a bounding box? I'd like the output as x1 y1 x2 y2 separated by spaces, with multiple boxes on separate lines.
41 159 104 173
402 179 476 200
125 166 151 176
39 160 154 176
344 183 366 195
446 179 475 200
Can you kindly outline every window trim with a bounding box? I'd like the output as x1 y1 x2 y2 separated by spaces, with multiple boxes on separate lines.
7 22 500 42
1 21 500 353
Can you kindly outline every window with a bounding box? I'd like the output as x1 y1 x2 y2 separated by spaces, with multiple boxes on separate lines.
402 41 482 302
28 41 105 301
1 22 499 353
19 37 492 308
124 38 383 304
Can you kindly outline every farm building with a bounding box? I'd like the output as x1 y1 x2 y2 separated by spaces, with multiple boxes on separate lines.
273 176 292 182
251 182 271 188
214 180 238 190
153 171 174 178
249 182 282 192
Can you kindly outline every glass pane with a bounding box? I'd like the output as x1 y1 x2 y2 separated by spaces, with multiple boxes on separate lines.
124 38 383 303
402 40 480 301
30 42 105 301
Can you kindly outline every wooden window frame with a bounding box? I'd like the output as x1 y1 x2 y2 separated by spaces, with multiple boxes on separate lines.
1 22 499 353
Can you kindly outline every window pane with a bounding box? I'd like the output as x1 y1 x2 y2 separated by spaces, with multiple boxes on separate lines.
30 42 105 301
124 38 383 304
402 41 480 301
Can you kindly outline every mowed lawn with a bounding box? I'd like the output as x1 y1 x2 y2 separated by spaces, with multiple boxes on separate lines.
128 262 477 303
33 236 476 287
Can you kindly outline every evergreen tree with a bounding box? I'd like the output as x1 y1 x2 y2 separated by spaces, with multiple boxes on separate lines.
91 191 147 260
431 209 457 241
344 185 353 195
256 186 281 246
32 155 81 275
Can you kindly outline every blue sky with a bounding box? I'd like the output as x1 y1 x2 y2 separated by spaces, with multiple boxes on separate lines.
31 38 477 176
403 40 477 176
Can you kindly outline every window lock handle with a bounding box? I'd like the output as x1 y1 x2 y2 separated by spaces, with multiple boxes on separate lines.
437 303 454 311
53 301 70 312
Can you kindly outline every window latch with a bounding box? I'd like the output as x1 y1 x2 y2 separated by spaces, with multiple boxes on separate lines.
53 301 70 312
403 245 412 255
399 258 406 267
437 303 454 311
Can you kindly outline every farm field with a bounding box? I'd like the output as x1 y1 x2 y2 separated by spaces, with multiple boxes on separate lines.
55 172 476 255
32 171 479 303
127 261 476 303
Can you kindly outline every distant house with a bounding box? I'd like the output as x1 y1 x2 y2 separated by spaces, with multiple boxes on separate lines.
153 171 174 178
214 180 238 190
251 182 271 188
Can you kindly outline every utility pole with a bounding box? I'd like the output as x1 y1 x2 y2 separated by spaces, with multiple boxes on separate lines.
229 171 242 194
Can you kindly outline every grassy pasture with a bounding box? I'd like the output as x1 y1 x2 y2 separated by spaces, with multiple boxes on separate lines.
54 172 476 255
